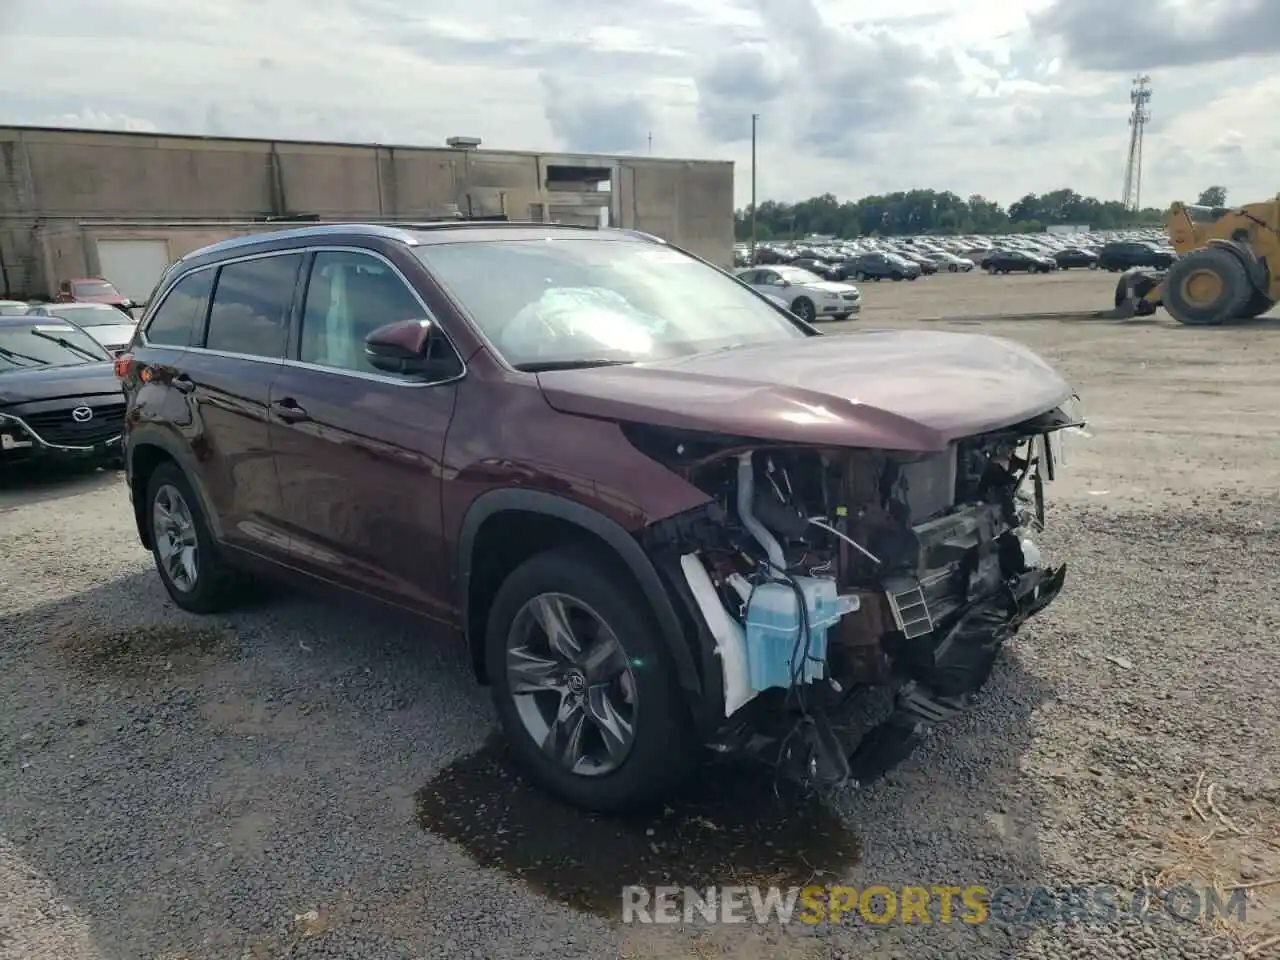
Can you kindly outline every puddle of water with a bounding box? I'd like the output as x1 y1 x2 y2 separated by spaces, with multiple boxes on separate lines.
56 622 238 677
415 738 860 919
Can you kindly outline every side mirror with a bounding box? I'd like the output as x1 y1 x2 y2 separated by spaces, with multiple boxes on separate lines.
364 318 461 379
779 279 791 288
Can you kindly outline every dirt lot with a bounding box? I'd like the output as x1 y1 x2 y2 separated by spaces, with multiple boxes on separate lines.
853 265 1280 324
2 273 1278 960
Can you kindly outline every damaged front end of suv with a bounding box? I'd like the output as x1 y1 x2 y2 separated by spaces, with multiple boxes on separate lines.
629 399 1083 790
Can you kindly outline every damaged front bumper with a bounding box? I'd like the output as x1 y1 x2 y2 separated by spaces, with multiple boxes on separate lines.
641 401 1084 792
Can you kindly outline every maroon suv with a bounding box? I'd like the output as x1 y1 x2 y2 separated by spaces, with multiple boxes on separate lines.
117 222 1081 812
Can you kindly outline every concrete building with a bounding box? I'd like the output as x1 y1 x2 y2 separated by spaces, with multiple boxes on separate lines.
0 125 735 301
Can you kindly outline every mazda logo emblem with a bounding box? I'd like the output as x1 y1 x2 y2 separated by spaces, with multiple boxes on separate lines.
71 406 93 423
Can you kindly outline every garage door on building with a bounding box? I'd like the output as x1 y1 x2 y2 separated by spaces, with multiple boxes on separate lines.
94 238 173 304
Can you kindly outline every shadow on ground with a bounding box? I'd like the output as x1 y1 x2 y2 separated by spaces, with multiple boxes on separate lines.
0 462 121 511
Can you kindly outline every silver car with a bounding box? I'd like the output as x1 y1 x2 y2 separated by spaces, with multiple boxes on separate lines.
25 302 137 355
735 266 861 322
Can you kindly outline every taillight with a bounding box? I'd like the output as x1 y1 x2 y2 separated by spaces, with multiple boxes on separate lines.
114 353 134 379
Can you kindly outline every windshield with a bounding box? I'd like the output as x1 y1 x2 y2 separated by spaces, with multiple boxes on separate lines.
414 238 809 368
47 306 129 327
0 324 111 370
775 266 822 283
1184 204 1226 224
72 280 119 297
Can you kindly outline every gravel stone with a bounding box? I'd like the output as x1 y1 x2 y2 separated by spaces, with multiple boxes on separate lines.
1 291 1277 959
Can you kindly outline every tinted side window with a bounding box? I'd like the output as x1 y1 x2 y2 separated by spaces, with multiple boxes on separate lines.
204 254 302 359
298 250 429 375
144 270 212 347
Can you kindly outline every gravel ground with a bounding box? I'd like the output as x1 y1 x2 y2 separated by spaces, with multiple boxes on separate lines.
2 283 1278 960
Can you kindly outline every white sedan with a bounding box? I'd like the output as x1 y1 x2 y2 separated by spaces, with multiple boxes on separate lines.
735 266 861 322
927 252 976 273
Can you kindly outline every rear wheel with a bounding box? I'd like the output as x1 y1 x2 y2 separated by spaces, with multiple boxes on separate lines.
145 462 241 613
1162 247 1253 326
791 297 816 322
485 544 697 812
1241 289 1276 319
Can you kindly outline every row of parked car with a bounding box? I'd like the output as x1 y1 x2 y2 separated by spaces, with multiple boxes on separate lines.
738 230 1178 280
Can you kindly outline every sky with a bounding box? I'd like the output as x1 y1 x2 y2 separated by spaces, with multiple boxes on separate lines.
0 0 1277 210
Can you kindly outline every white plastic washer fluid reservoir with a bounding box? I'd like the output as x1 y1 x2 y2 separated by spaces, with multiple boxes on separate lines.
1020 537 1043 568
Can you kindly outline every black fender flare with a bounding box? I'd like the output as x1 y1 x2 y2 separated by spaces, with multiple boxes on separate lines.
456 487 704 704
1206 238 1270 293
125 423 223 547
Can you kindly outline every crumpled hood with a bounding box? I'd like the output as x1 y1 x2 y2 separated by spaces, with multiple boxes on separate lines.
536 330 1074 451
0 362 121 406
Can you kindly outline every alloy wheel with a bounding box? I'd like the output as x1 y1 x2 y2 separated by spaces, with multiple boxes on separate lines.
505 593 638 776
153 483 199 592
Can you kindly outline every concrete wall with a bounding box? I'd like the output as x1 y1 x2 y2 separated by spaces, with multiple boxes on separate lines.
0 126 735 297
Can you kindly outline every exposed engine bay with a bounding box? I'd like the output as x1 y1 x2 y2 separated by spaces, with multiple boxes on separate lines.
636 399 1084 790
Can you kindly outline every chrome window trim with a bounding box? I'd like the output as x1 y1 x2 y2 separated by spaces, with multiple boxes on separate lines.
172 245 467 389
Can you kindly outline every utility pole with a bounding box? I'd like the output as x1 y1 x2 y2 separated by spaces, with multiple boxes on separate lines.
750 113 759 264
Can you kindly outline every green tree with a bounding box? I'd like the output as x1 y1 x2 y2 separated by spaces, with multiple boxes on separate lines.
1196 186 1228 207
734 187 1165 241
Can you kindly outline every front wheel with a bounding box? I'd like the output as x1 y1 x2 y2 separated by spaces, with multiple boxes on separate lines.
485 545 697 813
890 273 903 282
791 297 816 322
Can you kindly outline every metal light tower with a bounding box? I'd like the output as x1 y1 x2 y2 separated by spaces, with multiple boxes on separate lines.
1121 75 1151 213
749 113 759 263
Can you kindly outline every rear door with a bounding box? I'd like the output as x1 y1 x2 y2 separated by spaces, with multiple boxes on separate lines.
268 246 461 621
180 251 304 560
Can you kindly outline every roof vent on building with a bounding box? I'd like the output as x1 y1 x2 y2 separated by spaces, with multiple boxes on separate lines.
446 136 482 149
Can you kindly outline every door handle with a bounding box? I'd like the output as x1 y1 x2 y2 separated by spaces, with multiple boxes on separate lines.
171 373 195 394
271 398 310 423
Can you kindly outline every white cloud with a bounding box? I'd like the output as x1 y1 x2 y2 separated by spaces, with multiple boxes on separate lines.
0 0 1275 209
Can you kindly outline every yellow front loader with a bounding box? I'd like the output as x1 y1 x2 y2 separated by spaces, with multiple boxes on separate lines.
1102 195 1280 325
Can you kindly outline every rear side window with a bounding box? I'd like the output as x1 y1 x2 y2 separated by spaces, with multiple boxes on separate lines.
145 270 213 347
204 254 303 359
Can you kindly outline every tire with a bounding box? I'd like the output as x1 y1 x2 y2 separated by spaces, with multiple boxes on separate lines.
791 297 816 322
907 274 918 281
144 461 241 613
948 264 958 273
854 271 868 282
1241 289 1276 319
1161 247 1253 326
890 273 903 282
832 312 851 321
485 544 697 813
